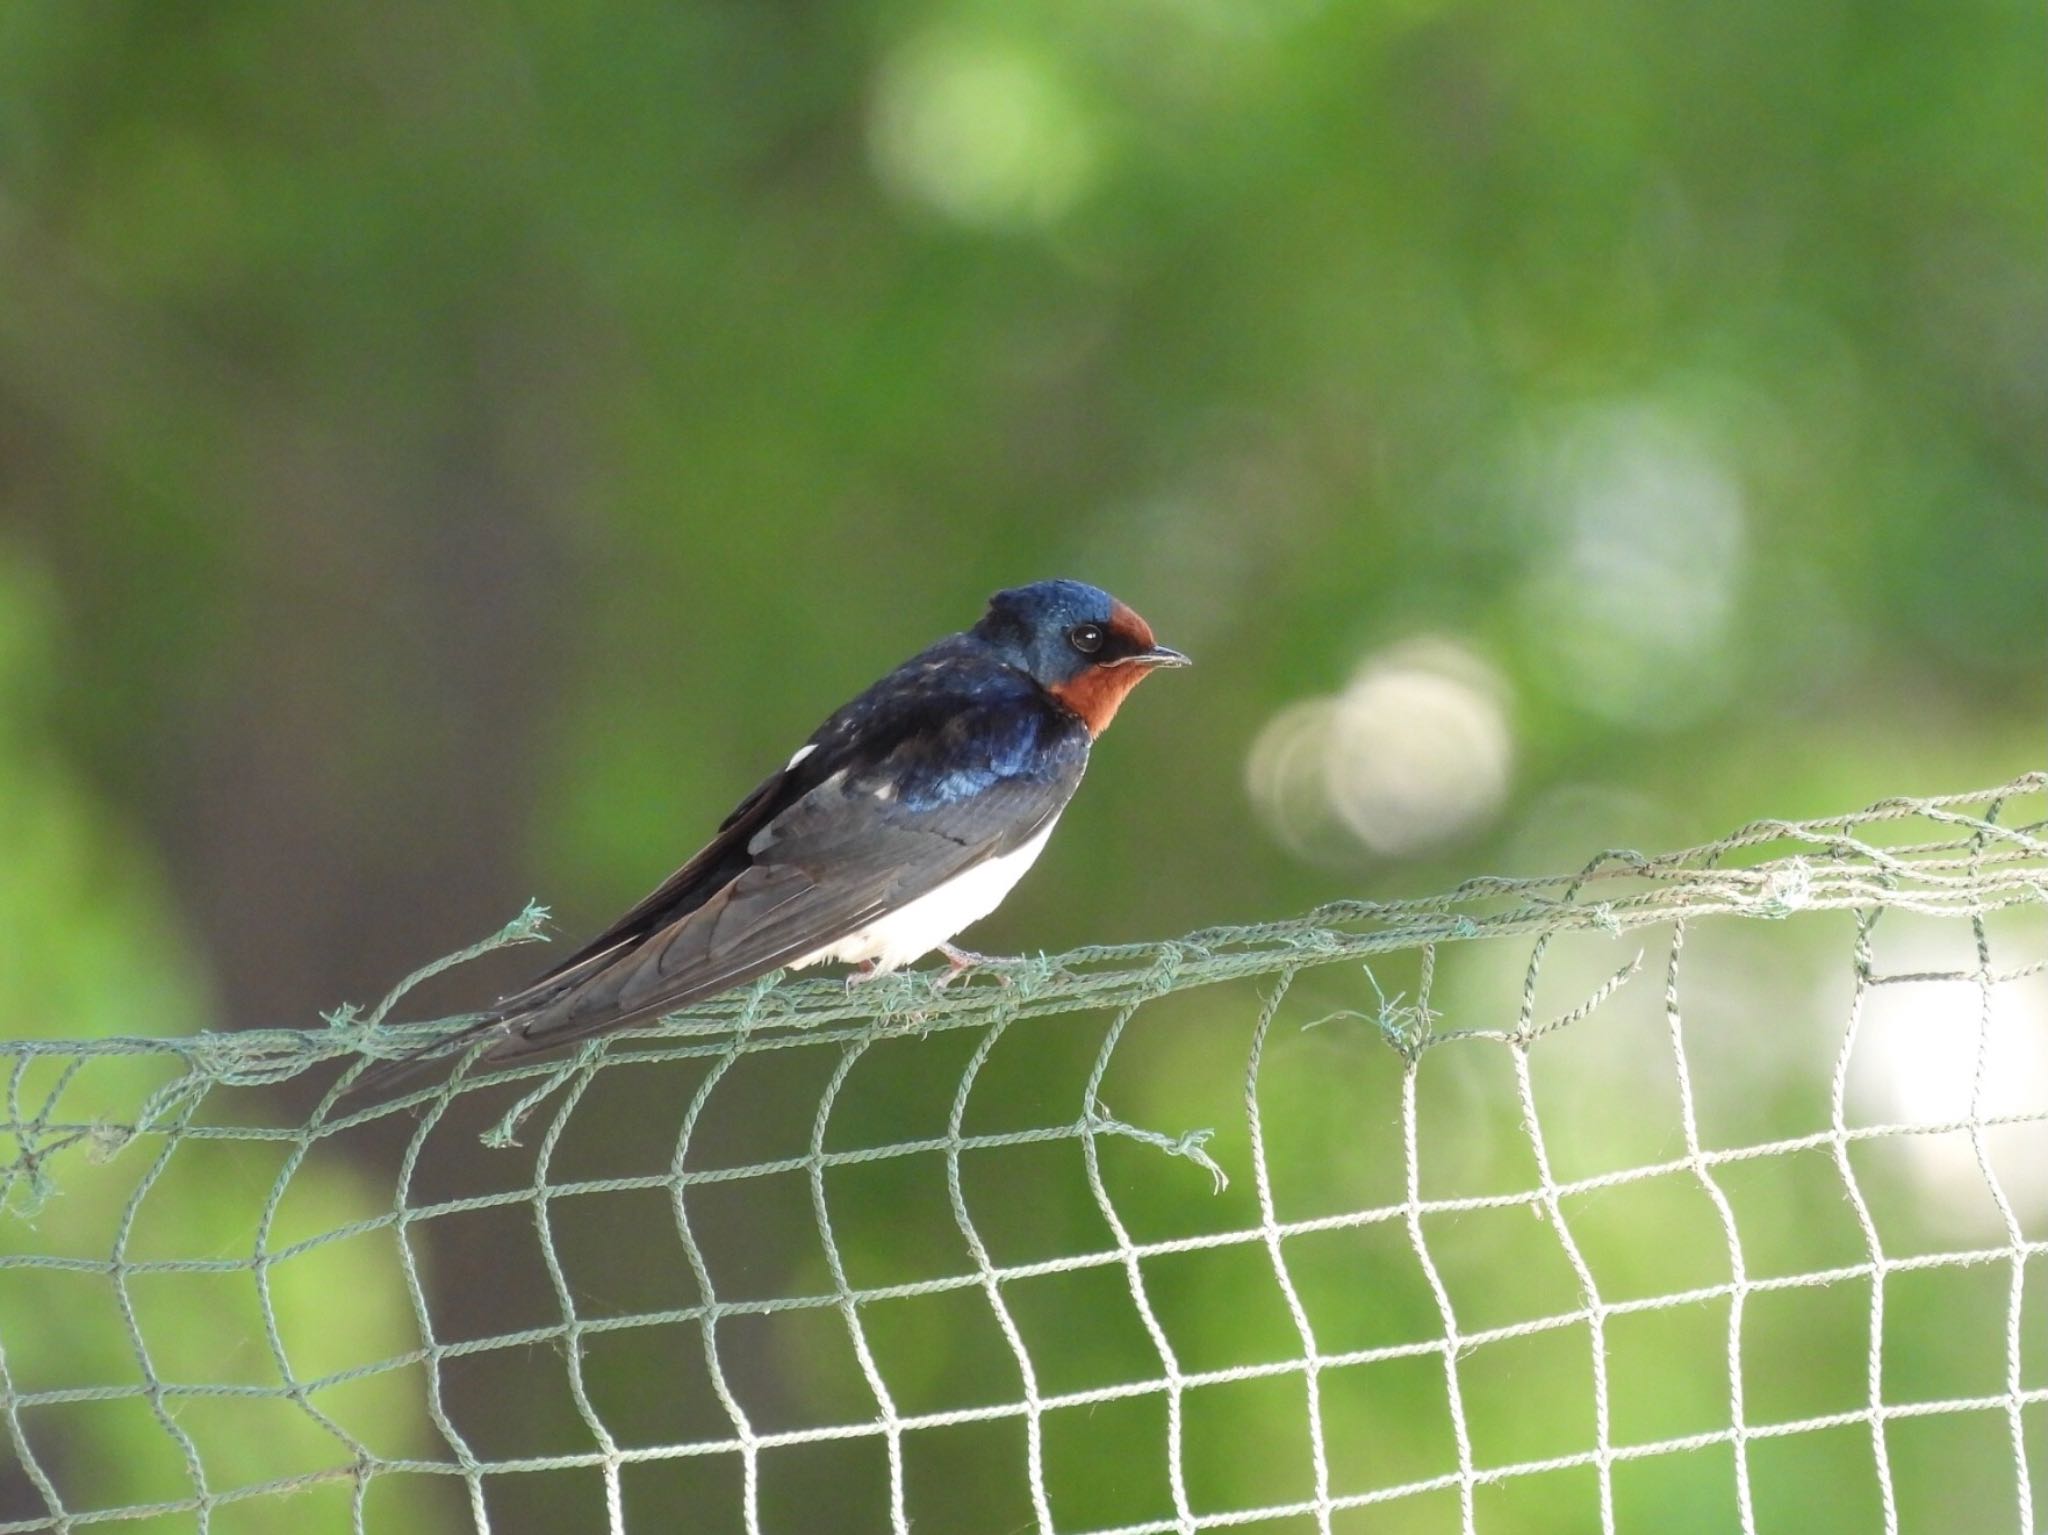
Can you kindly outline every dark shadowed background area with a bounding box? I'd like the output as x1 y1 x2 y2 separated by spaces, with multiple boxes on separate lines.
1 0 2042 1529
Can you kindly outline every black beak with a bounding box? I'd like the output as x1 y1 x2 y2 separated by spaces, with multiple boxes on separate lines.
1133 644 1191 669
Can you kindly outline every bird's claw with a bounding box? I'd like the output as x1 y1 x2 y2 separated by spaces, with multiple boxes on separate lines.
933 943 1018 991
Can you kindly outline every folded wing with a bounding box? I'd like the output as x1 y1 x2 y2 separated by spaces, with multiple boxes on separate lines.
488 756 1078 1057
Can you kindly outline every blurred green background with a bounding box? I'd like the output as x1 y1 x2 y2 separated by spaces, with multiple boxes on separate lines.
0 0 2042 1528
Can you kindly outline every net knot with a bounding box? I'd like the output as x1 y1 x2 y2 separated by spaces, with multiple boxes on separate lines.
84 1120 135 1163
1087 1102 1229 1193
1284 928 1349 958
1746 856 1814 917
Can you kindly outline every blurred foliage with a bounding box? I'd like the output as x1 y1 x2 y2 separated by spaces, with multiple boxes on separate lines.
0 556 438 1530
0 0 2041 1527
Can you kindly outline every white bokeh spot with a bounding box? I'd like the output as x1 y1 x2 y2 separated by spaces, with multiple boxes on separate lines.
1248 637 1513 861
1515 402 1748 728
869 32 1097 230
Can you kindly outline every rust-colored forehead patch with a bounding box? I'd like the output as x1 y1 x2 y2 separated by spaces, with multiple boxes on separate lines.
1108 599 1156 650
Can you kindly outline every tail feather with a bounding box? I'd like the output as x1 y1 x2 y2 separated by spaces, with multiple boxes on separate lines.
340 1013 510 1102
338 951 617 1103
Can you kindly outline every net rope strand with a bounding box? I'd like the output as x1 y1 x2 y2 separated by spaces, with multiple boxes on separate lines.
0 775 2043 1534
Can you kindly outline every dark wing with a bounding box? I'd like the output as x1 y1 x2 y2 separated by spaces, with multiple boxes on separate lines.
495 631 1044 1014
496 763 807 1006
485 750 1079 1060
346 756 824 1099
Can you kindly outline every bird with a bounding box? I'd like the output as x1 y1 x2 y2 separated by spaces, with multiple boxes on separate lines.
354 579 1188 1091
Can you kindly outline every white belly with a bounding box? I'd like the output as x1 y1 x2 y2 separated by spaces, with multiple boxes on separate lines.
791 817 1060 972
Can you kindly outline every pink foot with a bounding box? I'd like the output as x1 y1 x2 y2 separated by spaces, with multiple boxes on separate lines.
934 944 1015 990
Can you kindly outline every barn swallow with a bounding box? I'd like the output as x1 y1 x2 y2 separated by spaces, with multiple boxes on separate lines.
358 580 1186 1087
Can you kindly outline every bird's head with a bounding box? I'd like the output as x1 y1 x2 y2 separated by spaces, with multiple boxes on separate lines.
974 579 1190 735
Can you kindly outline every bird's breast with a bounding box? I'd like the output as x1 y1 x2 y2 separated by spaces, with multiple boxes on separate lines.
791 816 1062 973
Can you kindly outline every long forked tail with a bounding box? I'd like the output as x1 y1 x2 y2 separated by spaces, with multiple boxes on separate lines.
335 902 570 1102
333 901 647 1103
339 1012 512 1102
339 937 654 1103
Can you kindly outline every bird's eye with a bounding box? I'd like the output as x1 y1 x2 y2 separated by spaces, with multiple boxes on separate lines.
1069 622 1105 654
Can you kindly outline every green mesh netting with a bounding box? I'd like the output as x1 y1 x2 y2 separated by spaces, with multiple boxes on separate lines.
3 777 2044 1533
